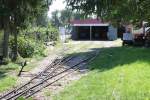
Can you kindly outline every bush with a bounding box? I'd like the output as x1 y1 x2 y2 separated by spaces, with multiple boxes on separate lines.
2 58 11 65
34 42 46 56
46 24 59 42
10 36 46 58
9 23 59 58
21 24 60 43
9 37 35 58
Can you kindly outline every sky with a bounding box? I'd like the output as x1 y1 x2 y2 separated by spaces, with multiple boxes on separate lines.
48 0 66 18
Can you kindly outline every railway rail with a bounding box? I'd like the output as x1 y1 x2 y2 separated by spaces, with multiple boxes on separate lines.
0 52 98 100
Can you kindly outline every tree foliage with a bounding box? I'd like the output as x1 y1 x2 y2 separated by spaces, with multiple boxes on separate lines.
51 8 88 28
66 0 117 19
0 0 53 60
0 0 52 28
66 0 150 24
51 10 62 28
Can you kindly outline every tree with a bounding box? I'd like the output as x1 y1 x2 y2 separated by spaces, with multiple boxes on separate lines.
0 0 53 61
65 0 150 24
51 10 62 28
50 8 88 28
36 13 49 27
59 9 72 26
60 8 87 23
66 0 118 20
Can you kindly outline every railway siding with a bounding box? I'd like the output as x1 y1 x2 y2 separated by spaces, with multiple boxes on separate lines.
0 52 97 100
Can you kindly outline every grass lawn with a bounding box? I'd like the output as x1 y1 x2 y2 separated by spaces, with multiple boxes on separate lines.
54 47 150 100
0 56 45 93
0 63 19 92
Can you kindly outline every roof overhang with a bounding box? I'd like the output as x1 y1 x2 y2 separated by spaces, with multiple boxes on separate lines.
72 23 109 27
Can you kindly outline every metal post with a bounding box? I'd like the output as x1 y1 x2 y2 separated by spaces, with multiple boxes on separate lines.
90 26 92 40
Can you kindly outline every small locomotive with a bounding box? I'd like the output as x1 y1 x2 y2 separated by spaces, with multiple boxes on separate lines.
123 26 150 47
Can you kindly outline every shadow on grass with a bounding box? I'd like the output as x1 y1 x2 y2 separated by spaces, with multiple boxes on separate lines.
0 71 6 79
0 64 18 80
66 46 150 72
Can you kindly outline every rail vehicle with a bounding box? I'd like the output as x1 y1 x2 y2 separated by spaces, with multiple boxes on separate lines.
123 26 150 46
133 27 150 47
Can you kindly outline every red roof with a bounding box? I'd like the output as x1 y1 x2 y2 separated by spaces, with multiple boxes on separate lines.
71 19 103 25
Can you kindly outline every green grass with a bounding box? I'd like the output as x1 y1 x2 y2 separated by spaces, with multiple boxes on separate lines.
54 47 150 100
0 63 19 92
24 55 45 71
0 41 60 93
0 76 17 92
0 56 45 93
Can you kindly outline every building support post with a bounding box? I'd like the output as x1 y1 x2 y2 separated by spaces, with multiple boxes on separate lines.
90 26 92 40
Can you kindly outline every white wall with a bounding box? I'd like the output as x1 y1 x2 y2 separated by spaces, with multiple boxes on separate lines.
107 25 118 40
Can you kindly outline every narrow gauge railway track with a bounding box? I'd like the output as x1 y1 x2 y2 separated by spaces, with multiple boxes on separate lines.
0 52 97 100
0 55 74 100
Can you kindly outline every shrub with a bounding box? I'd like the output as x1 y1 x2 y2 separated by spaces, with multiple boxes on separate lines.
21 24 60 43
2 58 11 65
9 36 46 58
9 23 59 58
33 42 46 56
9 37 34 58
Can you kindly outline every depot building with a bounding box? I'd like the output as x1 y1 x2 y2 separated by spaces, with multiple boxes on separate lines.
71 19 118 41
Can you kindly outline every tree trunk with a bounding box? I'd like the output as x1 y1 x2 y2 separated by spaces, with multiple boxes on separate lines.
3 17 10 59
12 27 18 61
